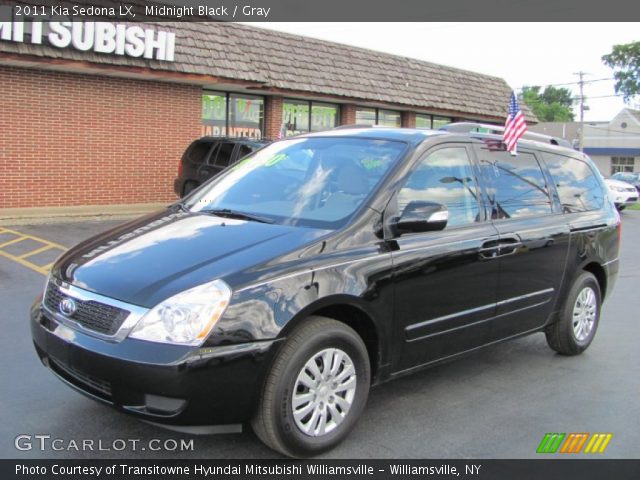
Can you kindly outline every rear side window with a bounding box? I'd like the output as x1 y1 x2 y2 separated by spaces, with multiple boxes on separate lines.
476 146 553 219
237 144 254 160
211 142 236 167
543 153 605 213
187 141 214 164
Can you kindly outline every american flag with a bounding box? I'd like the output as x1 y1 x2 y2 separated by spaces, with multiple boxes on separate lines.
503 91 527 154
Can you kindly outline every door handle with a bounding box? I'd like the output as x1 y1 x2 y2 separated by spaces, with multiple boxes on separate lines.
479 239 501 259
480 236 522 259
497 235 522 256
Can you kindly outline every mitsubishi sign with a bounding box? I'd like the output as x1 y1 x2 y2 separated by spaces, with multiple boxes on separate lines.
0 21 176 61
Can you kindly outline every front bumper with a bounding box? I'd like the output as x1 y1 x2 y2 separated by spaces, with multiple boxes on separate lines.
611 192 638 207
31 301 278 426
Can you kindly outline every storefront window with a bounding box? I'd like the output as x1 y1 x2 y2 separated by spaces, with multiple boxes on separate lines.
356 107 400 127
202 91 264 139
432 116 453 130
229 94 264 139
378 109 401 127
282 100 310 136
311 103 338 131
282 100 339 137
202 92 227 137
415 114 432 129
355 107 376 126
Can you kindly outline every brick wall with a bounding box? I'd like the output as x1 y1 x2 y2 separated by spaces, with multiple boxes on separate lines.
341 104 357 125
0 65 201 209
264 96 283 140
401 111 416 128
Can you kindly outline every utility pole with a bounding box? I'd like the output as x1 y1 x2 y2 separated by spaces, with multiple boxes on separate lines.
574 71 588 151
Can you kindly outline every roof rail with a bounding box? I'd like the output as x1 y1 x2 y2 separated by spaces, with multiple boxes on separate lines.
440 122 572 148
333 124 381 130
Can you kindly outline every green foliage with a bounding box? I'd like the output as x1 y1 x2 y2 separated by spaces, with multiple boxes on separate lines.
521 86 575 122
602 41 640 102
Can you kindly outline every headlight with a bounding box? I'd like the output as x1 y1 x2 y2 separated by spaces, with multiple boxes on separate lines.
129 279 231 346
610 186 625 192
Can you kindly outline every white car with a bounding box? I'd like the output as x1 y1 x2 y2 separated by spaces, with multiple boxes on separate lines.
604 178 639 211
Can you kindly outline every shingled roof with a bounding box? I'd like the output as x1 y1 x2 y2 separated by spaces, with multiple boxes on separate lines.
0 21 536 122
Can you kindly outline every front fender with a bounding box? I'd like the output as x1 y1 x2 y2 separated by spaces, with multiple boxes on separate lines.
207 251 395 358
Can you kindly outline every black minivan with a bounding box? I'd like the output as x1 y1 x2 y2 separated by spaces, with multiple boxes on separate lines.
174 136 269 197
31 125 620 457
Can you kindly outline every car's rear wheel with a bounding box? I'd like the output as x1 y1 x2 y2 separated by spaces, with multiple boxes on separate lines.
251 316 370 457
545 271 601 355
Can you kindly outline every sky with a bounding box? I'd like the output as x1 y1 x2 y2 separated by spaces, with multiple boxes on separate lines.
249 22 639 122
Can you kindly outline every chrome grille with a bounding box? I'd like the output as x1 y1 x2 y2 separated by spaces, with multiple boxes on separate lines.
44 282 130 336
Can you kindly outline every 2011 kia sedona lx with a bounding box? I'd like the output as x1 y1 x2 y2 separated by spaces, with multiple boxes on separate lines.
31 125 620 457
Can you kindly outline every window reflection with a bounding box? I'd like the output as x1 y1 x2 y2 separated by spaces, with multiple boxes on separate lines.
187 138 406 229
544 153 605 212
398 147 480 228
478 150 552 219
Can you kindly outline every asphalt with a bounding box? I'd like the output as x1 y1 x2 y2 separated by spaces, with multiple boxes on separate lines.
0 213 638 459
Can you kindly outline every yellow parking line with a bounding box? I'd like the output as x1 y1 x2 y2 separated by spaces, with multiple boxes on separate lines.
0 227 67 276
0 250 51 276
0 237 26 249
0 227 67 250
18 244 53 259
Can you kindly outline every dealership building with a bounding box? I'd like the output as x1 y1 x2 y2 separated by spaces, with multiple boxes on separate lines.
1 20 526 212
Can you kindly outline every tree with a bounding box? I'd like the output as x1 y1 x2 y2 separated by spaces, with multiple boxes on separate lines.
521 86 575 122
602 41 640 102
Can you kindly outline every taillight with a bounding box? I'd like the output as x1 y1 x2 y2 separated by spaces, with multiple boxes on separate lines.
178 161 183 177
617 220 622 249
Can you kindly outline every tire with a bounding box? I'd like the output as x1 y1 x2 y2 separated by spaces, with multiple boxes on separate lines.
615 204 625 211
545 272 601 355
251 316 370 457
182 181 198 197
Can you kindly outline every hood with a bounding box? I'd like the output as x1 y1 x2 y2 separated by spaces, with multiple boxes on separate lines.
604 178 636 190
53 209 327 307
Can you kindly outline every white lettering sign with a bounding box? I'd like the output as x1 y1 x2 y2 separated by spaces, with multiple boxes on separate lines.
0 21 175 61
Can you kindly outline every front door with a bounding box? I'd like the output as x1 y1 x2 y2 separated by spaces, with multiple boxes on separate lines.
389 144 501 372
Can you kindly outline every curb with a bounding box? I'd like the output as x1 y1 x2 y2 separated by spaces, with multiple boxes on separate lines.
0 203 169 226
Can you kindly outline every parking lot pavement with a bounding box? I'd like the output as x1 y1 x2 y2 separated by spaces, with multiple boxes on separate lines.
1 212 639 459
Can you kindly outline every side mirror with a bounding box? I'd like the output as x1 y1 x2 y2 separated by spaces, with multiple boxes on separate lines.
394 201 448 235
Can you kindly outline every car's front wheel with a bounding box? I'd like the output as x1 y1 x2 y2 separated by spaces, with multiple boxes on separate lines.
251 316 370 457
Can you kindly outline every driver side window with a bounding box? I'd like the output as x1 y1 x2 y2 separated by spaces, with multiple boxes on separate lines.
398 147 481 228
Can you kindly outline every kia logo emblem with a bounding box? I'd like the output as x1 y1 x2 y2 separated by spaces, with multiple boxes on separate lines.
59 298 77 317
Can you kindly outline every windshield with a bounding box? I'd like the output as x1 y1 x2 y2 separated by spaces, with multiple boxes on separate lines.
186 137 406 229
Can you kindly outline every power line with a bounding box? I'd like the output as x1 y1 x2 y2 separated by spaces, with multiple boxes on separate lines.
517 77 614 90
575 93 626 99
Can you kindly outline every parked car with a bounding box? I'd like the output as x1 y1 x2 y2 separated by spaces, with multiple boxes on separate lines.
604 177 639 210
611 171 640 193
174 137 269 197
32 125 620 457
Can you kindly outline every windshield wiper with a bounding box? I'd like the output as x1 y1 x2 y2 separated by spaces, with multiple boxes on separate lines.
203 208 275 224
174 202 189 213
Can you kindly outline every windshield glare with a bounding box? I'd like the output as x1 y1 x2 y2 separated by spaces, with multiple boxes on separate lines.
187 137 406 228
